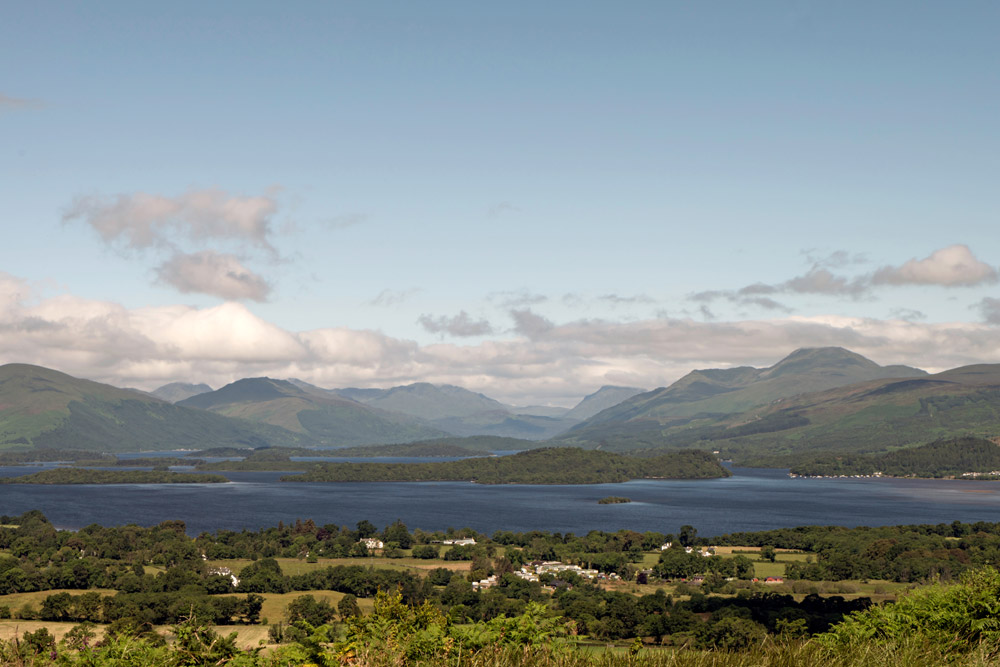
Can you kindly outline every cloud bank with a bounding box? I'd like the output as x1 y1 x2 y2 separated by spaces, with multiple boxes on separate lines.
694 244 998 310
3 271 1000 405
418 311 494 337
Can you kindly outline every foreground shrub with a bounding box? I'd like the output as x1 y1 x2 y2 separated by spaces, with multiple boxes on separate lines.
820 566 1000 655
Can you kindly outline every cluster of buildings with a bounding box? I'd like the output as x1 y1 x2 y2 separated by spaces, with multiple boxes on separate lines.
356 537 477 550
208 565 240 587
659 543 716 557
470 560 623 591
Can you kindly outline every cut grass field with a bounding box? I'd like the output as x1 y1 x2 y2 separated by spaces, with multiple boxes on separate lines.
217 590 375 625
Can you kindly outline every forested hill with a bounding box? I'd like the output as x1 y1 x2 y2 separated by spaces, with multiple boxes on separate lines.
0 364 310 452
283 447 729 484
789 436 1000 478
329 435 533 456
0 469 229 484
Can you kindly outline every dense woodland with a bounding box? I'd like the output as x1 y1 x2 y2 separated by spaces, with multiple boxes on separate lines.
789 436 1000 478
282 447 729 483
4 511 1000 664
0 469 229 484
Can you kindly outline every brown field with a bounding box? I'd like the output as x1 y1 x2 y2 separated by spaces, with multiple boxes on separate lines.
206 556 470 577
0 589 377 647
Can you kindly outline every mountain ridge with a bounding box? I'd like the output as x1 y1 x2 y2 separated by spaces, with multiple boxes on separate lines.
0 364 308 452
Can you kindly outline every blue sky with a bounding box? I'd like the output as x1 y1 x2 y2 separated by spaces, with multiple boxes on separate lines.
2 1 1000 404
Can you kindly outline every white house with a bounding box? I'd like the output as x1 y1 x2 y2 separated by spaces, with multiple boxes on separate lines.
442 538 476 546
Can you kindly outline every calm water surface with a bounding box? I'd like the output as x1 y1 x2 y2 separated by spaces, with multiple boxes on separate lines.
3 462 1000 537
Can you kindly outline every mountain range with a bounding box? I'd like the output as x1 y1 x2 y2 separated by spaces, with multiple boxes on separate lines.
3 347 1000 462
0 364 308 452
177 377 446 446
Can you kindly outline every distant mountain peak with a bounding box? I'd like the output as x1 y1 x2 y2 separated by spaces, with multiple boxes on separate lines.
561 346 928 437
564 385 646 422
759 347 878 379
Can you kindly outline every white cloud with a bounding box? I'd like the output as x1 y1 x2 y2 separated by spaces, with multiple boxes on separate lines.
3 273 1000 406
977 298 1000 325
783 268 869 297
695 244 997 311
598 293 655 306
156 251 271 301
418 311 494 337
509 309 554 338
873 245 998 287
368 288 422 307
489 290 548 308
64 188 278 252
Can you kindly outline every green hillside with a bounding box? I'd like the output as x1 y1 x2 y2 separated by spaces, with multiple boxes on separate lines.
561 348 925 439
790 436 1000 478
545 351 1000 466
0 364 310 453
178 377 447 446
562 385 645 421
555 366 1000 465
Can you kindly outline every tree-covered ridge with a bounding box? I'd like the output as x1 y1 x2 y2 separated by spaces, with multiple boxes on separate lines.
0 469 229 484
282 448 730 484
554 358 1000 467
328 442 483 457
712 519 1000 582
0 449 116 464
789 436 1000 477
111 457 205 467
187 446 255 457
0 364 313 453
330 435 531 456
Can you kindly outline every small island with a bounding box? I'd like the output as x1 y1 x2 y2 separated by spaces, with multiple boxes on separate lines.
0 469 230 484
598 496 632 504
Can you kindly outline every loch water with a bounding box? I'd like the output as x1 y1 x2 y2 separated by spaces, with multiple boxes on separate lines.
3 458 1000 537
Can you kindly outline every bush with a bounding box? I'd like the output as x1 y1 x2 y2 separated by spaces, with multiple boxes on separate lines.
821 566 1000 655
428 568 454 586
412 545 439 559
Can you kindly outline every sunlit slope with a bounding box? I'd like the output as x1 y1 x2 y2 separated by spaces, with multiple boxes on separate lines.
178 377 447 446
560 364 1000 462
557 347 927 449
0 364 308 452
